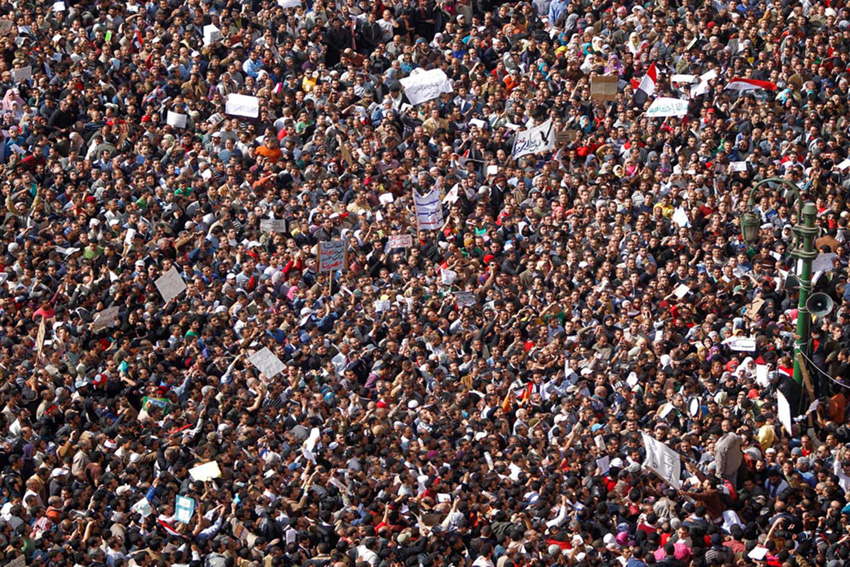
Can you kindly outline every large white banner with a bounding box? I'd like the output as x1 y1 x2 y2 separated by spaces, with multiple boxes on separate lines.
414 189 444 230
641 432 681 489
646 97 689 118
400 69 453 105
512 118 555 158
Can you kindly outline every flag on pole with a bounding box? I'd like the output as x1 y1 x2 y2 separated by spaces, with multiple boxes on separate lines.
724 77 777 92
633 63 657 106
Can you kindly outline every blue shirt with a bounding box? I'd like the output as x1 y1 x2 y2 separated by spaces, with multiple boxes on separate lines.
548 0 568 26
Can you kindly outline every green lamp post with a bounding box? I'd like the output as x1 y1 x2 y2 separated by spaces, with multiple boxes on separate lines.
742 178 816 390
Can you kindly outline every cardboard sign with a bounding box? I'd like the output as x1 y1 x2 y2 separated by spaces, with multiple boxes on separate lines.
388 234 413 249
260 219 287 233
590 75 618 101
249 346 286 379
154 267 187 303
318 240 346 272
555 130 576 144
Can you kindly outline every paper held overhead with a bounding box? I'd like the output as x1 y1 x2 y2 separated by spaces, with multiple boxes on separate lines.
225 94 260 118
399 68 453 105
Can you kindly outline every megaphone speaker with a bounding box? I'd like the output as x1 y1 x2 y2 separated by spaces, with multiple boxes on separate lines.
806 293 834 318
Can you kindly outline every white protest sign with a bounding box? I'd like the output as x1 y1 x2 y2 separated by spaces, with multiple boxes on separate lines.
203 24 222 47
277 0 301 7
388 234 413 249
672 283 690 299
92 306 120 332
756 364 769 387
375 299 391 313
596 455 610 475
318 240 346 272
641 432 681 489
399 68 453 105
456 291 476 307
154 267 187 303
0 19 12 36
189 461 222 482
672 207 690 227
53 1 66 11
671 74 697 84
594 435 606 450
124 227 136 246
777 390 793 436
700 69 718 83
813 253 837 273
729 161 748 172
838 159 850 171
512 118 555 158
379 192 394 205
166 111 188 128
225 94 260 118
414 189 444 230
723 336 757 352
208 112 225 126
249 346 286 379
260 219 287 233
646 97 689 118
175 495 195 524
440 269 457 286
132 498 153 517
12 66 31 83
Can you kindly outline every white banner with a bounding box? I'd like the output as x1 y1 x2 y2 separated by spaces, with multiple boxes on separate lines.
277 0 301 7
777 391 793 436
414 189 444 230
318 240 346 272
203 24 222 47
646 97 689 118
225 94 259 118
641 432 681 489
512 118 555 158
154 267 186 303
399 69 453 106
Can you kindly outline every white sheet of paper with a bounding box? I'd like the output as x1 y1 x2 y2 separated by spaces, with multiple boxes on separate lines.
441 269 457 286
166 111 188 128
594 435 606 450
12 66 31 83
729 161 748 172
249 346 286 379
379 192 395 205
277 0 301 7
154 267 186 303
260 219 287 233
777 390 793 436
225 94 259 118
175 495 195 524
596 456 610 475
53 1 66 11
748 547 768 561
813 253 837 273
132 498 153 517
672 283 690 299
756 364 769 387
188 461 222 482
203 24 222 47
672 207 690 227
388 234 413 249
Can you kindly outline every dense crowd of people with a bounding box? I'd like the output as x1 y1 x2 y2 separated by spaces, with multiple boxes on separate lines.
2 0 850 566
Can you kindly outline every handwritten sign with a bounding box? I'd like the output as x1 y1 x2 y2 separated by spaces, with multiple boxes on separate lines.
189 461 222 482
388 234 413 249
646 97 689 118
12 66 31 83
590 75 618 101
154 267 187 303
399 68 453 106
318 241 346 272
175 495 195 524
166 111 187 128
456 291 476 307
414 189 444 230
92 306 120 331
260 219 287 233
249 346 286 379
512 118 555 158
225 94 259 119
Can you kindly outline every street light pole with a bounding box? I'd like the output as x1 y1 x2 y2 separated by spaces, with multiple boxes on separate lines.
741 178 814 389
791 203 818 389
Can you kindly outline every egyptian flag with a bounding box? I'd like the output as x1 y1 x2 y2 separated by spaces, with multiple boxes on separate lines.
518 382 534 405
157 519 185 538
633 62 657 106
724 78 777 92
